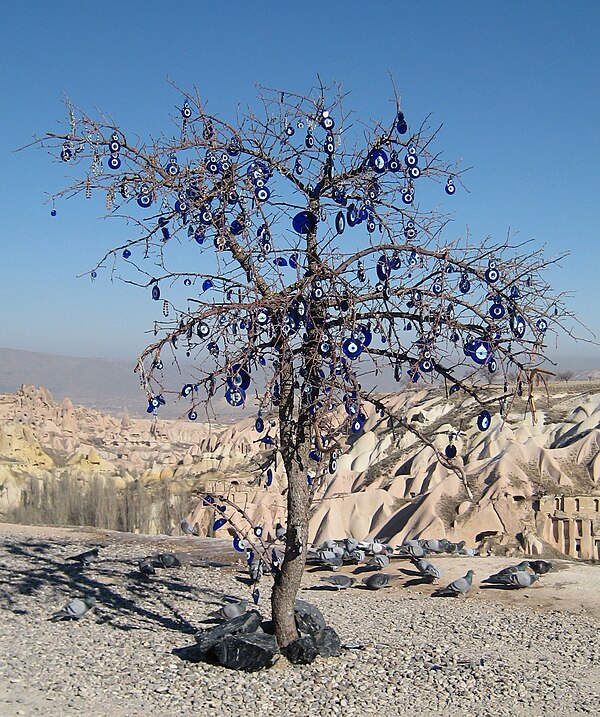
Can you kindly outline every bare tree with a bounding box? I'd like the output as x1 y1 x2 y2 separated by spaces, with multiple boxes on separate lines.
556 369 575 384
38 81 570 647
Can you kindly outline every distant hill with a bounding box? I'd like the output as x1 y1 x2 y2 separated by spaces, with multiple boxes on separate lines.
1 345 599 420
0 347 147 416
0 346 253 421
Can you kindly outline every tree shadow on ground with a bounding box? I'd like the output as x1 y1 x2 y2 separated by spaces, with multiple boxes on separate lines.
0 537 243 635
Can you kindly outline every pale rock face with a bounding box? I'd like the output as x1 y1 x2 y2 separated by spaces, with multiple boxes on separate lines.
2 382 600 556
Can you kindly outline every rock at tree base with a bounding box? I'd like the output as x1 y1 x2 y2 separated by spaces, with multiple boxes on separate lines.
294 599 326 635
180 610 263 660
314 626 342 657
285 635 319 665
213 632 280 672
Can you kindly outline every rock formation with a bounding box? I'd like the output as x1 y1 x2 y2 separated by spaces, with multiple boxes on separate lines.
1 382 600 557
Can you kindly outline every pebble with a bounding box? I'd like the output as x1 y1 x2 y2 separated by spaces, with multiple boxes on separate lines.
0 533 599 717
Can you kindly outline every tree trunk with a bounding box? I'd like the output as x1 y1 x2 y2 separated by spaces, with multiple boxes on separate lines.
271 355 309 648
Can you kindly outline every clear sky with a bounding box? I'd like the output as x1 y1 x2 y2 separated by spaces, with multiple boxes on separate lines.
1 1 599 368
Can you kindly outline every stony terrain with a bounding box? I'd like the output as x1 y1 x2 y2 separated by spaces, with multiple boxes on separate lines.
0 522 598 717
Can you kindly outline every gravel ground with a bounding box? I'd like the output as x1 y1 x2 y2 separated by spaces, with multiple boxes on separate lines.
0 523 599 717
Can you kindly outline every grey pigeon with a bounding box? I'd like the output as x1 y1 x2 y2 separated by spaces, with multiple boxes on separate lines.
445 540 466 554
319 555 343 571
396 544 428 559
138 559 156 576
67 547 99 567
319 539 340 550
402 539 423 548
209 599 248 621
361 573 395 590
50 596 96 621
156 553 181 568
319 575 357 590
275 522 287 541
248 559 264 584
527 560 553 575
318 546 345 560
412 558 443 582
180 519 199 536
348 549 366 563
483 561 530 584
344 538 359 553
458 546 480 557
492 571 539 589
422 539 450 553
434 570 475 597
366 554 390 570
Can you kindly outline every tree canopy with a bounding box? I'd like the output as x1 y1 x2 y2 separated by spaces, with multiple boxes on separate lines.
41 80 570 646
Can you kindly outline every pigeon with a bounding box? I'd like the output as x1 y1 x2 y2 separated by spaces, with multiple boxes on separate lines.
361 573 395 590
422 539 450 554
319 575 357 590
458 546 480 557
248 558 264 584
138 559 156 576
483 561 530 584
347 549 366 564
209 599 248 621
445 540 466 555
396 544 428 559
156 553 181 568
275 523 287 541
344 538 359 553
433 570 475 597
50 596 96 621
180 519 199 536
492 571 539 589
366 554 390 570
66 547 100 567
527 560 553 575
402 539 423 548
317 546 345 560
411 558 443 582
319 555 344 571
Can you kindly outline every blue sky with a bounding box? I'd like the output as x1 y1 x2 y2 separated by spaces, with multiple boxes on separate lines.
1 1 599 368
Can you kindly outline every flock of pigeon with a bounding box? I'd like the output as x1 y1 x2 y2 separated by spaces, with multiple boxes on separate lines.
49 530 553 623
307 537 553 596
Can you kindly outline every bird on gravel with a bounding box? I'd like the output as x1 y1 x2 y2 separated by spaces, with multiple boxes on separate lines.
275 523 287 541
458 546 480 557
433 570 475 597
347 549 366 564
66 547 100 567
361 573 395 590
209 599 248 621
248 558 264 585
344 538 359 553
492 571 539 589
366 554 390 570
411 558 443 583
445 540 466 555
138 559 157 576
402 539 423 548
319 555 344 571
180 519 199 536
155 553 181 568
422 539 450 554
320 575 357 590
50 596 96 621
396 544 429 559
527 560 553 575
483 562 531 584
